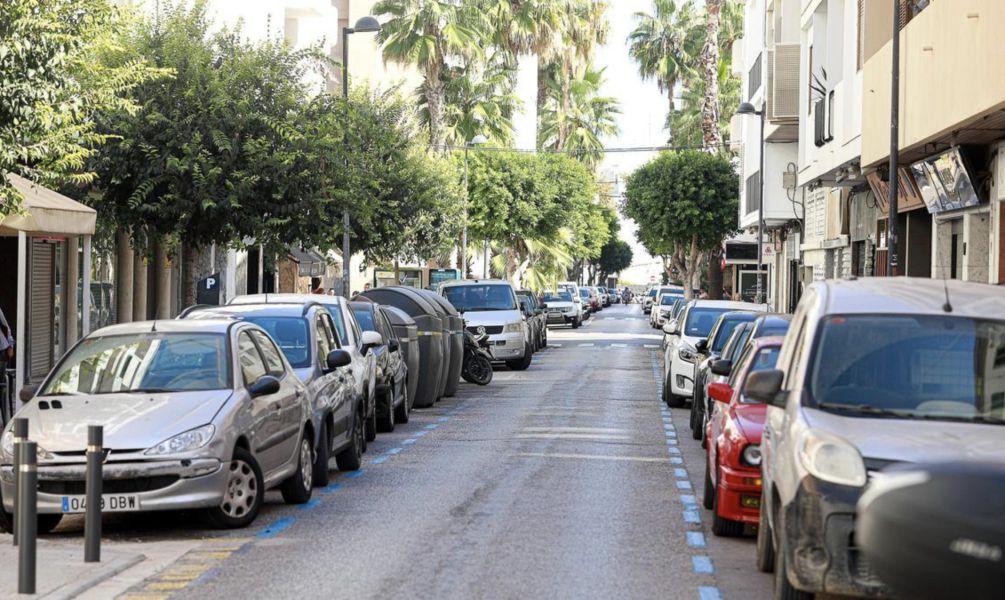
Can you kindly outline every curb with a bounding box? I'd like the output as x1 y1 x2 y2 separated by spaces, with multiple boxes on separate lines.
41 553 146 600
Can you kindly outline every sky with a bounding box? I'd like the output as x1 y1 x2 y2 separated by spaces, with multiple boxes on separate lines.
595 0 667 285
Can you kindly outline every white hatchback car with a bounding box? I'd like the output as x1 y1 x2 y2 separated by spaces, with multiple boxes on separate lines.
662 300 765 406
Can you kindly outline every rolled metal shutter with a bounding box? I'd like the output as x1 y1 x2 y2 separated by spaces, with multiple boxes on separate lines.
29 240 54 382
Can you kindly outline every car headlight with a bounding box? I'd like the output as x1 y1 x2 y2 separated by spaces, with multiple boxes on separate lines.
503 322 524 333
1 430 53 462
678 347 697 363
145 424 216 456
741 444 762 467
798 431 867 487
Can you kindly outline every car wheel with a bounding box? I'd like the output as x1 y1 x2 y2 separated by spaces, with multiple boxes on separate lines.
37 514 63 535
203 447 264 529
335 407 364 471
572 317 581 329
691 397 704 440
756 490 776 573
665 375 686 408
280 433 314 505
365 394 377 443
394 379 410 424
378 389 395 433
774 534 814 600
312 419 331 487
505 342 534 371
702 458 716 510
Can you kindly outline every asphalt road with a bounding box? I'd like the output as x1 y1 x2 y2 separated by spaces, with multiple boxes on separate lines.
56 303 774 599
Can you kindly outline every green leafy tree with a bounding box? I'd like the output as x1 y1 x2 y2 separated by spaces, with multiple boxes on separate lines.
627 0 701 125
596 238 633 283
0 0 163 217
622 151 738 298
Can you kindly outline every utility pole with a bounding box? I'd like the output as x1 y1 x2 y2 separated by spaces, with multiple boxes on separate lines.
888 0 900 276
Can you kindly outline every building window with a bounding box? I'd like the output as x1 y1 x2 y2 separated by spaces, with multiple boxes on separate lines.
745 172 761 216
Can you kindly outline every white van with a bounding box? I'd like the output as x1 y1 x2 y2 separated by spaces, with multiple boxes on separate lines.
439 280 533 370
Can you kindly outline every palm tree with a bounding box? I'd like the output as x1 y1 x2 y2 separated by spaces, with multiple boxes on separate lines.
627 0 701 122
668 56 739 148
699 0 724 150
374 0 485 149
539 65 620 170
423 53 522 147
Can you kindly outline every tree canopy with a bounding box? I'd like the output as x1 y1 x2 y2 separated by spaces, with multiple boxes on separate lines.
597 238 633 282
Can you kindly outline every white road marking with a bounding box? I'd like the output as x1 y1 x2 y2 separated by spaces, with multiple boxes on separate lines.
643 344 659 349
515 433 632 441
610 343 627 348
521 427 629 434
578 343 595 347
515 452 669 463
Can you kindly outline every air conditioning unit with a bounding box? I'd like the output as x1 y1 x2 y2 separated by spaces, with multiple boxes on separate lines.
767 43 800 121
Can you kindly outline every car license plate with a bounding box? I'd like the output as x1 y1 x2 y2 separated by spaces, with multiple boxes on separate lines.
61 494 141 513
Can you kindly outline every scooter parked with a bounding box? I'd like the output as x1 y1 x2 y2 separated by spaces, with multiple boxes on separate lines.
461 329 494 385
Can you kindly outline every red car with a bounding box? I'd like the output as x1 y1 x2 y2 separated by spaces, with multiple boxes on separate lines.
702 336 783 536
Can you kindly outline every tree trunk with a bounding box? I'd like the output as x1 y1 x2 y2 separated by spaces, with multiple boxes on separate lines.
424 64 446 150
707 246 724 299
700 0 723 151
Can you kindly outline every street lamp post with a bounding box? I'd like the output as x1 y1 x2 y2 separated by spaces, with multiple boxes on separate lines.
737 101 766 305
340 16 381 298
888 0 900 276
462 134 487 279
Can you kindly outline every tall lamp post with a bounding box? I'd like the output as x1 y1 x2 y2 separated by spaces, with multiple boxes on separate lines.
462 134 487 278
887 0 900 276
737 101 766 304
340 16 381 297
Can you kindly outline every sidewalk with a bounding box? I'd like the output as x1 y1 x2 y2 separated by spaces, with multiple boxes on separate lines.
0 537 144 599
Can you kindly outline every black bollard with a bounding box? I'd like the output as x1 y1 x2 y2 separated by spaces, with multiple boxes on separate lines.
17 440 36 594
84 425 103 563
12 417 27 547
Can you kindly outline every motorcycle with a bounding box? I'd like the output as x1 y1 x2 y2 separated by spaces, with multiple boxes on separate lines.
461 329 494 385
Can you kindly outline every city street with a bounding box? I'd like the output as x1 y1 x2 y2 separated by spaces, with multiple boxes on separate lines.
23 304 769 600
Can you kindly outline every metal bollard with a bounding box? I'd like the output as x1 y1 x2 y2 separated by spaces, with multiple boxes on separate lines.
17 440 37 594
84 425 103 563
12 417 27 547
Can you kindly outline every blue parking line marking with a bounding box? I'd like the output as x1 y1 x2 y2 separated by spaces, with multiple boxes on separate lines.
322 483 343 493
692 556 714 574
670 457 684 464
386 447 402 455
687 532 706 548
683 509 701 524
668 447 681 455
299 499 321 510
256 516 296 539
371 455 388 464
667 438 678 446
425 424 439 430
676 480 692 490
680 494 697 506
674 468 688 478
414 430 429 437
437 416 450 422
402 438 417 445
699 586 723 600
345 469 365 479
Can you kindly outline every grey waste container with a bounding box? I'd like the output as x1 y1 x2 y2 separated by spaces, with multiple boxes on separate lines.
418 290 464 397
382 305 419 412
358 287 443 408
406 288 451 400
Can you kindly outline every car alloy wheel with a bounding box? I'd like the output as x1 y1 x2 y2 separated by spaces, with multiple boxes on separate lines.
299 437 313 494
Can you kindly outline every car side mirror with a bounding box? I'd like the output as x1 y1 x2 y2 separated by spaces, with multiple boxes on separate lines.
744 369 785 406
710 359 732 377
249 375 281 398
662 320 679 335
19 384 39 403
708 382 733 404
326 349 351 370
387 338 399 352
695 339 709 353
360 330 383 354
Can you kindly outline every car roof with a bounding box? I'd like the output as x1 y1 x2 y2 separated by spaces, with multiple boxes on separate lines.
814 277 1005 319
689 300 765 310
439 279 512 288
230 293 346 308
184 304 308 320
91 318 237 336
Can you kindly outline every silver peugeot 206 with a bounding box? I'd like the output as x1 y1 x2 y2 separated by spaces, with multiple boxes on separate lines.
0 318 329 532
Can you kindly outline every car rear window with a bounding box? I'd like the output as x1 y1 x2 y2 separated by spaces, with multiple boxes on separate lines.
241 317 311 368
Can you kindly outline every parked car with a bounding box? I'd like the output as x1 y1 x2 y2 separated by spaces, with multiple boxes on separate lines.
662 300 763 407
182 302 379 484
750 278 1005 599
651 289 686 328
440 280 533 371
577 287 594 318
586 287 602 312
228 294 379 445
703 336 784 536
542 290 582 328
558 281 590 320
597 286 611 307
516 289 548 350
689 310 766 439
643 287 658 314
349 301 409 431
0 319 323 531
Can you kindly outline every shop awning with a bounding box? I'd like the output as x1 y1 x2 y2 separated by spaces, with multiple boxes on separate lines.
0 173 97 237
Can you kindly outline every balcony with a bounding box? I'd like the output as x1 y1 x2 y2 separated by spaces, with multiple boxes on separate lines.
862 0 1005 167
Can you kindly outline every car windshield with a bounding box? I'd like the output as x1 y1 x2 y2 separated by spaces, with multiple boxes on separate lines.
241 317 310 368
543 291 573 302
740 347 781 404
808 314 1005 424
661 294 683 306
579 289 590 298
42 333 230 395
648 289 657 298
711 317 752 352
443 284 517 312
352 309 376 332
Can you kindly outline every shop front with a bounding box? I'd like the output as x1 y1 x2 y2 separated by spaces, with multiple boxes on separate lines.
0 175 97 411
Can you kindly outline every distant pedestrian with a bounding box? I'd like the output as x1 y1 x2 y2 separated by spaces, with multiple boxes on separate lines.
310 277 324 294
699 287 709 299
327 288 336 296
363 283 372 292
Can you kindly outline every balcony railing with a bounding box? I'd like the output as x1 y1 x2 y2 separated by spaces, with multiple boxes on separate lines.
748 53 762 99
